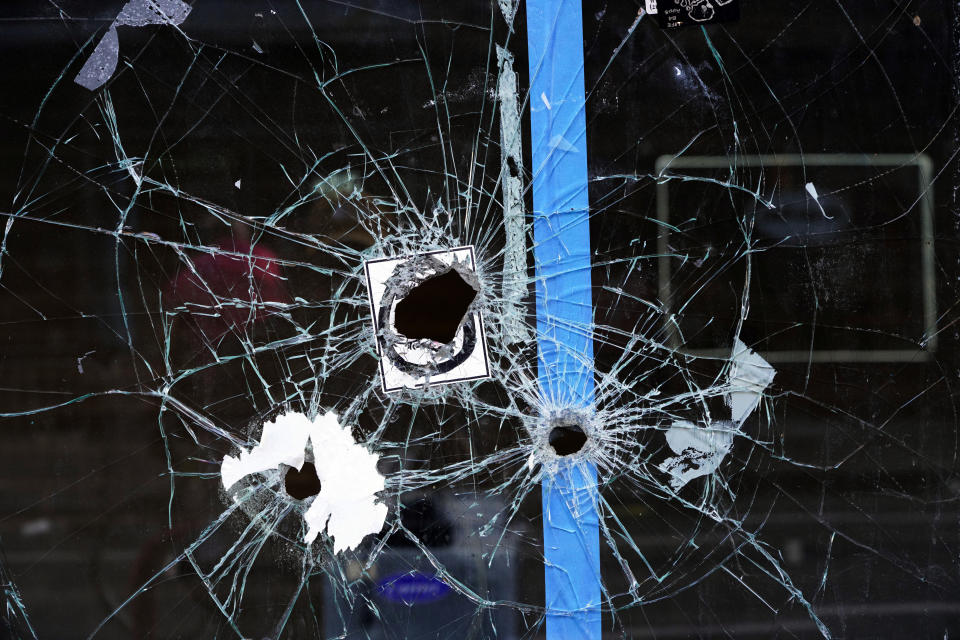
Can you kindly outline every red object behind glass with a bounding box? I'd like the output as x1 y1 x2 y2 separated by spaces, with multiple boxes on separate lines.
167 228 290 343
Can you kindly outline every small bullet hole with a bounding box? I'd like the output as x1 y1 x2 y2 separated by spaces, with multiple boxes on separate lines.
285 462 321 500
549 425 587 456
393 269 477 344
506 156 520 178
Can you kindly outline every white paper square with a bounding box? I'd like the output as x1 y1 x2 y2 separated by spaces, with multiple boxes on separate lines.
363 246 491 393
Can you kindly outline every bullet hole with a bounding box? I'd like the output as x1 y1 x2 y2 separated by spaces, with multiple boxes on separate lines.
506 155 520 178
393 269 477 343
285 462 321 500
549 424 588 456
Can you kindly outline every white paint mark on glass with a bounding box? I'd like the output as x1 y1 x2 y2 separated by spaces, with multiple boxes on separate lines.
805 182 833 219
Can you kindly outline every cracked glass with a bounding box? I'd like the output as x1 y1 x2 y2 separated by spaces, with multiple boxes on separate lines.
1 1 959 638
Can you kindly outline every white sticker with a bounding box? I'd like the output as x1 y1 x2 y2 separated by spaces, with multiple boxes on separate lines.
363 246 491 393
645 0 658 14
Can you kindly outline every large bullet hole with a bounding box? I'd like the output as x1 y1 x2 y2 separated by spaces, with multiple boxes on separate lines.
285 462 321 500
393 268 477 343
549 425 588 456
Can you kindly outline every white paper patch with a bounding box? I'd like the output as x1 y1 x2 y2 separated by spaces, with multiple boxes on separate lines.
221 412 312 491
659 420 736 490
301 414 388 552
645 0 658 14
220 411 387 553
363 246 491 393
727 338 777 424
659 340 775 490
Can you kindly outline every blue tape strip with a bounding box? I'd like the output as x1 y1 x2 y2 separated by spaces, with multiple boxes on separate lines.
525 1 601 638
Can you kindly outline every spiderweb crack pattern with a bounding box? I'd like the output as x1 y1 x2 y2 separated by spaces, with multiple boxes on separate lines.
0 1 958 638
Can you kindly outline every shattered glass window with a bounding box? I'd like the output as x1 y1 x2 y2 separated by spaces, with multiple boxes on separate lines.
2 1 959 638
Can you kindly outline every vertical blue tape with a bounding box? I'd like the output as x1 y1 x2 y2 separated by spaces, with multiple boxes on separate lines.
525 1 601 638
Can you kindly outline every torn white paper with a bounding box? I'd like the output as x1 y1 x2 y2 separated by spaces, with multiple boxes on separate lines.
659 340 775 489
221 412 312 491
659 420 737 490
220 411 387 553
302 413 388 553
